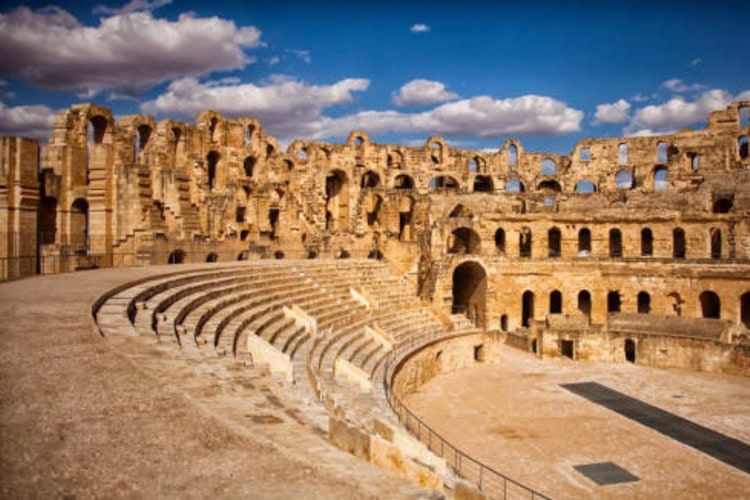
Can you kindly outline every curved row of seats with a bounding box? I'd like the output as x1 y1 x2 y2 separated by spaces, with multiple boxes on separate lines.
94 258 478 444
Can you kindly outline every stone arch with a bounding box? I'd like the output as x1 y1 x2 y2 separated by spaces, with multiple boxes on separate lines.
429 175 459 190
361 170 381 188
325 169 349 231
368 249 384 260
70 198 89 251
710 227 722 259
398 195 414 241
245 123 256 146
578 228 591 256
700 291 721 318
507 144 518 167
364 192 384 226
657 141 668 163
347 130 370 148
641 227 653 256
449 204 472 218
549 290 563 314
519 227 532 257
538 180 561 193
449 227 481 255
494 228 505 254
637 291 651 313
653 166 668 191
168 249 186 264
578 290 592 318
243 156 256 177
388 150 404 168
206 151 220 190
615 169 633 190
713 197 733 214
673 227 686 259
575 180 597 193
473 175 493 192
540 158 557 176
522 290 535 327
135 123 152 162
393 174 414 189
607 291 621 313
548 227 561 257
738 135 748 159
452 261 487 328
609 228 622 257
618 143 628 165
206 252 218 263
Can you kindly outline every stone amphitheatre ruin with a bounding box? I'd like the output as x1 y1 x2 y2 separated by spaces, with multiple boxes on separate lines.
1 101 749 498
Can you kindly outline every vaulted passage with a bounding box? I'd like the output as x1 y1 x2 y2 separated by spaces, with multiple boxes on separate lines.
452 262 487 328
522 290 535 327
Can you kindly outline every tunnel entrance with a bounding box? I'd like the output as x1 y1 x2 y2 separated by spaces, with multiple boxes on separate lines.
452 261 487 328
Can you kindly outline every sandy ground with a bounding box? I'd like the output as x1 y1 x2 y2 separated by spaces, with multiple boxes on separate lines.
404 348 750 499
0 266 433 499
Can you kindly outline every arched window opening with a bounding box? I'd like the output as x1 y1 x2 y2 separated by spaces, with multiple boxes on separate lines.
609 228 622 258
240 230 249 241
519 227 532 258
673 228 686 259
387 150 403 168
522 291 535 328
243 156 255 178
538 180 561 192
637 291 651 314
657 141 668 163
354 136 364 148
624 339 636 363
468 157 479 173
367 249 384 260
452 262 487 328
607 291 621 313
245 124 255 146
575 180 596 193
578 290 592 318
500 315 508 332
505 178 524 193
688 152 699 172
740 292 750 329
578 228 591 256
168 249 186 264
473 175 493 192
508 144 518 167
540 158 557 176
430 141 442 164
71 198 89 252
366 194 383 226
641 228 653 257
297 147 308 161
325 170 348 231
580 147 592 162
741 107 749 127
618 143 628 165
713 198 733 214
710 228 722 259
89 115 107 144
394 174 414 189
549 290 562 314
206 252 218 263
494 228 505 254
449 227 481 255
739 136 749 159
548 227 561 258
449 204 472 218
398 196 414 241
135 124 151 159
269 208 280 240
307 249 318 259
206 151 220 190
700 291 721 319
38 197 58 245
361 170 381 188
429 175 459 190
266 144 275 159
615 170 633 190
237 251 248 261
235 206 246 223
653 166 668 191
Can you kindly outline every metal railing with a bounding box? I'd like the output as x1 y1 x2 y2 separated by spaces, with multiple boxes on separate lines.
383 334 551 500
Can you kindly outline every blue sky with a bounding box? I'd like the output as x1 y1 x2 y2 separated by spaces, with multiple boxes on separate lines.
0 0 748 153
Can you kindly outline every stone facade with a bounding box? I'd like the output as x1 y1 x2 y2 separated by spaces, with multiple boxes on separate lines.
2 100 750 368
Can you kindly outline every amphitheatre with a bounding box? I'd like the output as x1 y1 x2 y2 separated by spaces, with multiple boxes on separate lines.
1 100 750 498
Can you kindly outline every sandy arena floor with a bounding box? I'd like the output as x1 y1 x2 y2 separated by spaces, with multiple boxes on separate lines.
404 348 750 499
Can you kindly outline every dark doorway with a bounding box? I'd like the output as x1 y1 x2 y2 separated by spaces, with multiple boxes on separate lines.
700 291 721 318
168 249 186 264
519 228 532 258
560 340 574 359
624 339 636 363
578 290 592 318
637 292 650 314
578 228 591 256
641 228 653 256
607 291 621 313
609 229 622 258
741 292 750 329
711 229 722 259
452 262 487 328
550 290 563 314
548 227 561 258
673 228 686 259
522 291 535 327
206 252 218 262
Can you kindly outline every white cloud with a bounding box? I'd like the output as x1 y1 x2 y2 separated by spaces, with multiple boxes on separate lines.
141 77 371 138
143 77 583 142
392 79 459 107
0 101 56 140
267 56 280 66
690 58 703 67
410 24 430 33
625 88 748 136
594 99 631 124
286 49 311 64
0 6 261 96
93 0 172 15
662 78 706 93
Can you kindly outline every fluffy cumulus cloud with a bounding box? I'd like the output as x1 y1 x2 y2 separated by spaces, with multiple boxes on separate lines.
392 79 459 107
0 5 261 96
141 77 371 138
661 78 706 93
625 88 749 136
93 0 172 15
410 23 430 33
594 99 631 124
143 77 583 142
0 101 57 140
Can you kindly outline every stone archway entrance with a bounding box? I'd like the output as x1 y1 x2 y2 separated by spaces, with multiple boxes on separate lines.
452 261 487 329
